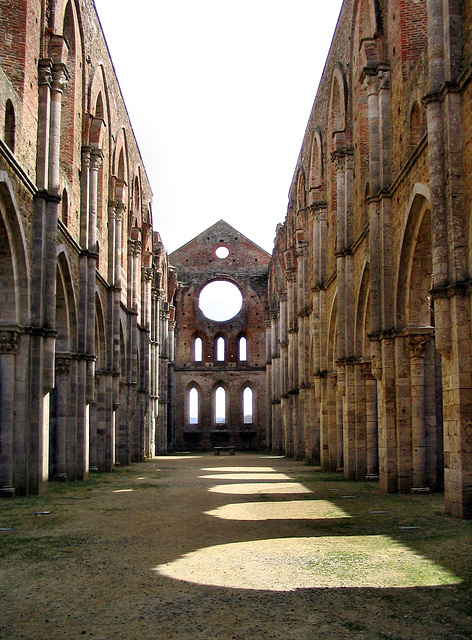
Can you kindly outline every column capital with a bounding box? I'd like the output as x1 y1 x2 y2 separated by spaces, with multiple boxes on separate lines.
115 201 126 221
51 62 70 94
38 59 53 87
81 146 92 168
405 329 433 358
361 65 390 94
55 355 71 375
90 148 104 171
129 239 142 256
285 269 297 284
143 267 154 282
331 148 354 171
0 330 19 354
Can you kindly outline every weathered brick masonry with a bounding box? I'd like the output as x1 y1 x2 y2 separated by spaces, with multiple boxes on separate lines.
0 0 173 495
268 0 472 518
169 220 270 451
2 0 472 521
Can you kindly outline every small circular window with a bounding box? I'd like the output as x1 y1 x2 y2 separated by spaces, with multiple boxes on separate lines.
199 280 243 321
215 246 230 259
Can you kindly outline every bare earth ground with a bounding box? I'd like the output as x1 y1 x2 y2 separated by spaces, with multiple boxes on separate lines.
1 453 471 640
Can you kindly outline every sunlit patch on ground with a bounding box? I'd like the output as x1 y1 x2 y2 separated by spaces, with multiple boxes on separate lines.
154 456 202 460
200 473 292 481
153 535 460 591
207 482 312 494
113 489 134 493
204 499 350 521
201 467 278 473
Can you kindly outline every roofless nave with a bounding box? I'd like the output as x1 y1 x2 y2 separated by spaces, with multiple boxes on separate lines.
0 0 471 519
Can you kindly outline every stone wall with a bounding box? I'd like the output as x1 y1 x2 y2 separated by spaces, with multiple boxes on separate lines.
170 220 269 451
268 0 472 518
0 0 173 495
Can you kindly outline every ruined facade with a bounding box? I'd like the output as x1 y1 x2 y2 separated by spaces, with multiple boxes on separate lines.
170 221 269 451
0 0 173 495
2 0 472 521
268 0 472 518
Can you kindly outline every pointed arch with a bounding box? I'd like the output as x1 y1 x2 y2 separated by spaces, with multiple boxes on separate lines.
194 335 203 362
328 65 348 153
95 291 107 370
243 386 253 424
56 248 78 353
186 382 201 425
0 172 30 324
396 187 433 328
409 101 425 150
238 334 247 362
215 334 226 362
355 263 371 357
213 383 227 424
296 170 306 210
327 294 338 372
60 1 78 172
4 100 15 152
309 129 323 193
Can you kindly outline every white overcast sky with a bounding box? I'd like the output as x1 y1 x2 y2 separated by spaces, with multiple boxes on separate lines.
93 0 344 254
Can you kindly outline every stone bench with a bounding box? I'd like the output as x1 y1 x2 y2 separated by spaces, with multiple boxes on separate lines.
214 446 235 456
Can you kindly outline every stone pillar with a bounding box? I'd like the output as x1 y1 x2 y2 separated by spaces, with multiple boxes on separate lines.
0 331 19 495
425 0 472 518
86 150 102 404
363 362 379 479
44 38 70 391
407 332 433 491
157 303 170 454
53 355 71 479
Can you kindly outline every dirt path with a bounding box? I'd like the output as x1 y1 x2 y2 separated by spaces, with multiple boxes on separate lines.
1 453 471 639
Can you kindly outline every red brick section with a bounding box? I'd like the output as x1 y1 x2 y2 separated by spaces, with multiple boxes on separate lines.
400 0 427 79
169 220 270 450
0 1 28 98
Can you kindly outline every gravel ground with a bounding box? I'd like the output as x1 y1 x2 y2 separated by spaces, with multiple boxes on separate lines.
0 453 471 640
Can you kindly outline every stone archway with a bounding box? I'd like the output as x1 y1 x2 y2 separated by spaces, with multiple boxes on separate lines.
397 194 443 492
49 252 77 480
0 176 29 495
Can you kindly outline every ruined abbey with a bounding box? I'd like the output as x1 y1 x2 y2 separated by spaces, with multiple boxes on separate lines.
0 0 471 520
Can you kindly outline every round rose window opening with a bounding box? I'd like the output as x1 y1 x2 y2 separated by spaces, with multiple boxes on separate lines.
215 246 230 259
199 280 243 321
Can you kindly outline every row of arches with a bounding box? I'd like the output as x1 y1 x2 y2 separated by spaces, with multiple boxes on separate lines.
193 335 247 363
187 385 254 426
266 0 470 517
0 0 173 494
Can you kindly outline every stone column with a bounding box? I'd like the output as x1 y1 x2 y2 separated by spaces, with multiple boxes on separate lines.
0 331 18 495
45 38 70 391
157 304 170 454
363 362 379 479
113 202 125 413
142 267 154 458
86 150 102 405
53 355 71 479
296 241 309 460
407 332 433 491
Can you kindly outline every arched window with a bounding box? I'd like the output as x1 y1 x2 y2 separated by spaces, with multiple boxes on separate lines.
189 387 199 424
239 336 247 361
216 336 225 362
215 386 226 424
410 102 423 150
194 337 203 362
297 171 305 210
61 188 69 226
243 387 253 424
5 100 15 152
